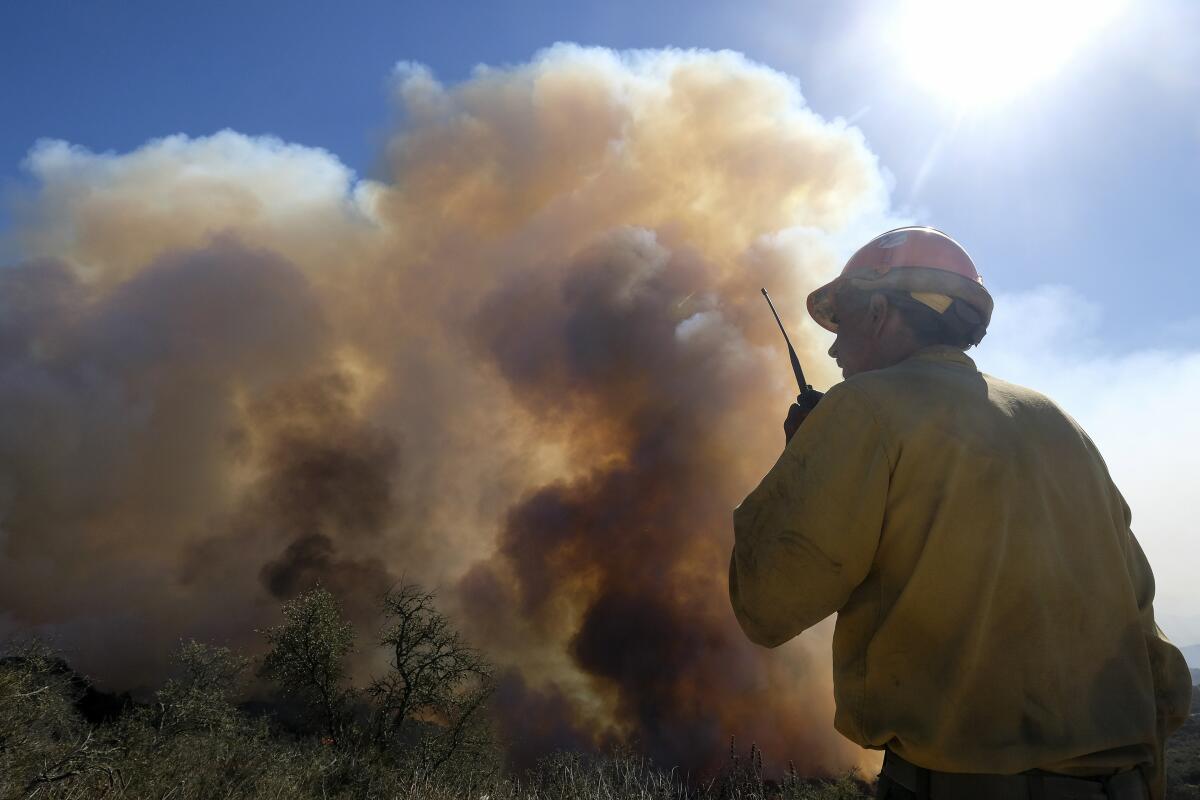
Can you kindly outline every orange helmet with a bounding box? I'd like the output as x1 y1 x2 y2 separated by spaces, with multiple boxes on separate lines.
807 226 993 345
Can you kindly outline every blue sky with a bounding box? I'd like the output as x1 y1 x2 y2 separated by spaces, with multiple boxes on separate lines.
3 1 1200 645
3 0 1197 347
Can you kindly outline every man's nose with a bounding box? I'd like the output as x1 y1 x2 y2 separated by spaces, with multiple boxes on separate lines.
828 338 839 359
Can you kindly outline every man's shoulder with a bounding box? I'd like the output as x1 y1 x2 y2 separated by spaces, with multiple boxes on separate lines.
978 372 1060 407
838 355 1073 425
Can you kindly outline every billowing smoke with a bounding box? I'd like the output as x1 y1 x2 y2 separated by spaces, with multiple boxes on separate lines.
0 45 893 773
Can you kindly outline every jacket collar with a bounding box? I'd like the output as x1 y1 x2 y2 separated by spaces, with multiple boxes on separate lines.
906 345 977 371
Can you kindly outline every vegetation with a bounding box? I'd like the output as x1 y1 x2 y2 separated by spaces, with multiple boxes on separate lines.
1167 690 1200 799
2 585 1195 799
0 595 867 800
366 582 493 776
258 586 356 745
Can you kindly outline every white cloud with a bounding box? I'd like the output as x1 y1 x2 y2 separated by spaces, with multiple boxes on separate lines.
974 286 1200 644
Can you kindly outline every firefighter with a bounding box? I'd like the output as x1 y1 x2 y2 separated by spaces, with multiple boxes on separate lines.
729 227 1191 800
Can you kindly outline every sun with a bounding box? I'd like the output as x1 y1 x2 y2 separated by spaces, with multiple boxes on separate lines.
897 0 1127 109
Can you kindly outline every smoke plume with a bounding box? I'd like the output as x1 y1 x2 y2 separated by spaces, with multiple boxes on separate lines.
0 45 892 773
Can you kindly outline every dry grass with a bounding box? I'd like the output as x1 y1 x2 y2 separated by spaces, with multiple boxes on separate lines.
0 642 871 800
8 641 1193 800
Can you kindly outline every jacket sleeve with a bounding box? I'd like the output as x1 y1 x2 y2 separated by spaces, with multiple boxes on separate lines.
729 382 890 648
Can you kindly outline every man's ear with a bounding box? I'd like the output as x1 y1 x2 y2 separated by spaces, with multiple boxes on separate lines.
867 293 889 337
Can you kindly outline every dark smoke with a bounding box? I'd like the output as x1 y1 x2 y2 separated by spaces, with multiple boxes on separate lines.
489 671 602 770
457 231 816 770
0 45 892 773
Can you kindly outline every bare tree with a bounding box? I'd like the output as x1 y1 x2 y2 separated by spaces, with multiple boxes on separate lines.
367 582 493 775
258 585 355 744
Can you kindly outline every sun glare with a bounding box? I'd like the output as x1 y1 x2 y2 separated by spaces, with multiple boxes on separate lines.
898 0 1127 109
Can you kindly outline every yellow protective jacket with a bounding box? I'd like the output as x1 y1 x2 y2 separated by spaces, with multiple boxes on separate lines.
730 346 1191 798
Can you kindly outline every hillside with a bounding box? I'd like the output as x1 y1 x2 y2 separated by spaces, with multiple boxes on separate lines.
1167 692 1200 799
1180 644 1200 669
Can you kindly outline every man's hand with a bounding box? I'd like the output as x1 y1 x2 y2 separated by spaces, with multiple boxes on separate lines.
783 388 824 443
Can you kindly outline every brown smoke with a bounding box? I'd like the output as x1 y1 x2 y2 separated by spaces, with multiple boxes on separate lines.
1 45 891 772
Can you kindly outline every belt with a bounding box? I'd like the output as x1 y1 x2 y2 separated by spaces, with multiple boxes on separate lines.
881 750 1149 800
